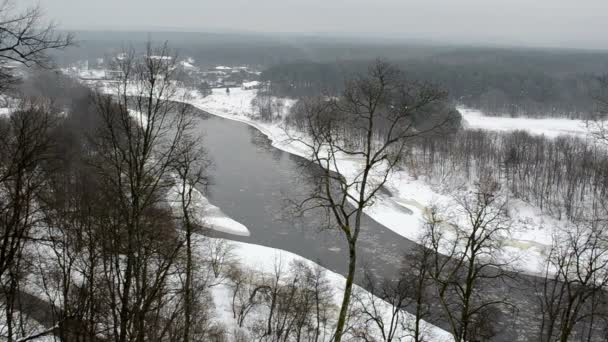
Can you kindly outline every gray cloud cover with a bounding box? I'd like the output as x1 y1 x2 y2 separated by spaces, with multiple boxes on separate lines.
23 0 608 49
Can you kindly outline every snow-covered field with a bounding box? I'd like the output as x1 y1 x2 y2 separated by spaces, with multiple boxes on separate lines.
459 106 592 138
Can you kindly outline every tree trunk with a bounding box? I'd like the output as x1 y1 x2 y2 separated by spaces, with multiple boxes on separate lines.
183 225 192 342
334 236 356 342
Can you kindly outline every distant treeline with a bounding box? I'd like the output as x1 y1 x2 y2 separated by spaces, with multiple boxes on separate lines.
261 49 608 118
59 31 608 118
53 31 468 68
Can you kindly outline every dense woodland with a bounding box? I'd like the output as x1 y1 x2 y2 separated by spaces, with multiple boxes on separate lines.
407 130 608 221
262 56 606 119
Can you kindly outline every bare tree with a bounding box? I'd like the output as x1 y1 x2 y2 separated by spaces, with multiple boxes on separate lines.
0 0 73 92
227 263 265 330
251 93 285 122
405 243 436 342
291 60 452 341
90 43 194 342
587 75 608 144
350 247 436 342
171 136 209 342
537 212 608 342
203 237 235 283
423 178 513 342
0 103 56 341
35 164 104 341
350 270 411 342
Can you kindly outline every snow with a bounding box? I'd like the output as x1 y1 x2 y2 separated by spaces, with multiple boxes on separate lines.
148 55 172 61
180 60 197 70
85 82 569 275
77 69 107 80
0 95 18 116
458 106 592 138
241 80 260 89
180 88 453 339
86 77 571 276
215 66 232 70
193 190 250 236
125 107 250 237
168 180 250 236
189 89 567 276
205 237 453 341
13 74 451 338
0 311 56 342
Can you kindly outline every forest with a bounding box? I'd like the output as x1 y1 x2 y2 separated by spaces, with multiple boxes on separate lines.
261 50 608 118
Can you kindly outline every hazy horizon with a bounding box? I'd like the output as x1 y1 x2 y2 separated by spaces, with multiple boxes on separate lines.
20 0 608 50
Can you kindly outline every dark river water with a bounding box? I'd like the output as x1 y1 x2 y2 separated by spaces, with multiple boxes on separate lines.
190 109 570 342
197 112 408 280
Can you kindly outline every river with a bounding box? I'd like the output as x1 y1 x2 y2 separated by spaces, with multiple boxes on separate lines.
190 108 574 342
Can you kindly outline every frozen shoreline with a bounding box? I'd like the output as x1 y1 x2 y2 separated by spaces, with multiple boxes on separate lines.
190 88 580 276
205 234 453 341
168 178 251 236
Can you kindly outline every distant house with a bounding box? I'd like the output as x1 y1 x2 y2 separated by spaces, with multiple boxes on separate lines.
78 69 107 81
223 80 238 88
241 81 261 90
180 60 197 71
148 55 173 61
201 70 226 77
105 70 124 80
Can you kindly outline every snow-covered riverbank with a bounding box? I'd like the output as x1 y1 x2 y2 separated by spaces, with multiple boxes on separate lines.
206 235 453 341
190 88 581 275
168 178 251 236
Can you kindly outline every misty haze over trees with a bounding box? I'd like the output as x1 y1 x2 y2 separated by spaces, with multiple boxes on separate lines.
0 1 608 341
58 31 608 119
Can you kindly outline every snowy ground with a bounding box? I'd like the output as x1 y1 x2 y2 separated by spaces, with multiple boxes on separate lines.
458 106 592 138
167 177 250 236
203 218 453 341
0 95 19 117
167 143 250 236
188 88 579 275
0 312 56 342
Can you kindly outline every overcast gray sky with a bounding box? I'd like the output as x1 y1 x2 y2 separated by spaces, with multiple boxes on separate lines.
22 0 608 49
